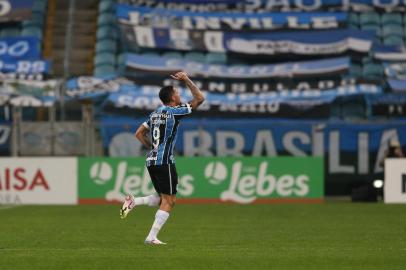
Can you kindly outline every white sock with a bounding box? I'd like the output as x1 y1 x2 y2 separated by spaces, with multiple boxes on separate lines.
134 194 160 207
146 210 169 241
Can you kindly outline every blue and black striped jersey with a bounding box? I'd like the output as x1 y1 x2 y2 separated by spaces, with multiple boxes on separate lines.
143 103 192 166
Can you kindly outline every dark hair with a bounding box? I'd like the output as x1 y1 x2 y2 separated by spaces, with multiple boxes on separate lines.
159 86 175 104
388 146 397 157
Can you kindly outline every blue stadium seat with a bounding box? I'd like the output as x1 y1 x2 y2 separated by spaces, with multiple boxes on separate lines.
362 63 384 80
22 12 45 28
360 12 380 26
381 13 402 26
97 26 118 40
95 39 117 53
330 103 341 119
0 27 21 37
99 0 114 13
94 65 116 76
97 13 115 26
21 26 43 39
382 25 403 38
361 57 374 65
117 53 126 67
383 36 404 46
94 52 116 67
32 0 47 14
348 13 359 28
349 64 362 78
184 52 205 63
360 24 381 37
206 52 227 64
162 51 183 59
342 101 366 120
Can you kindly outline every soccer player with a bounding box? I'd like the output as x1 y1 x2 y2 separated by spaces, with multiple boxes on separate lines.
120 71 205 245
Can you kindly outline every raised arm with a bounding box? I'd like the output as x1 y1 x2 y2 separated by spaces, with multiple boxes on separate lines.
135 124 152 149
171 71 205 109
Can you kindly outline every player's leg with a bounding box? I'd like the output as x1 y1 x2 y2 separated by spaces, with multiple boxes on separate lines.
120 193 161 219
134 193 161 206
145 194 176 244
145 164 178 244
120 166 162 219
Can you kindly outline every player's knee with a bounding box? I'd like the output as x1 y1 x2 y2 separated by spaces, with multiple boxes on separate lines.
165 199 175 208
160 198 171 209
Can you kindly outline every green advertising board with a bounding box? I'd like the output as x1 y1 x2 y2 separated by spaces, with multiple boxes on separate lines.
78 157 323 204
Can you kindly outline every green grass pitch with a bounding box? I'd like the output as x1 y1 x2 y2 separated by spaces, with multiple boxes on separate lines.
0 203 405 270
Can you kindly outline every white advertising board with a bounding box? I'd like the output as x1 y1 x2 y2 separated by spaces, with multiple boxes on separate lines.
384 158 406 204
0 158 77 204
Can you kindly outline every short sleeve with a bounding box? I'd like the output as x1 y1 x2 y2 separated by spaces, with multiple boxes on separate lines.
171 103 192 116
142 118 151 130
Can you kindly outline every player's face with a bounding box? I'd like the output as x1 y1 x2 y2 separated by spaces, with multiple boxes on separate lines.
171 88 181 105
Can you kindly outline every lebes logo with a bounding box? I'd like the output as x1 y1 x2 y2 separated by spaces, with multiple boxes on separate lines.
204 161 227 185
220 161 309 203
82 159 194 202
90 162 113 185
203 160 312 204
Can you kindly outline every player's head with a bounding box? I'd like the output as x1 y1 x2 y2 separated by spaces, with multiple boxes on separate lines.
159 85 181 105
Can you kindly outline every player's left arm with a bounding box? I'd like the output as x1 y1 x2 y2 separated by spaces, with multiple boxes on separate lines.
135 124 152 149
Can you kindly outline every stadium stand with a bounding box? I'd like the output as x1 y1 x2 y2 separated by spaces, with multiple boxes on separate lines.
44 0 98 76
93 0 118 76
1 0 406 197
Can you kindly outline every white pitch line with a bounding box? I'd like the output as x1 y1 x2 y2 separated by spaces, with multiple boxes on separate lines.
0 205 22 210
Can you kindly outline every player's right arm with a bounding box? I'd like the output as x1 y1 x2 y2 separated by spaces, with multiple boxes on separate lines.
171 71 205 109
135 123 152 149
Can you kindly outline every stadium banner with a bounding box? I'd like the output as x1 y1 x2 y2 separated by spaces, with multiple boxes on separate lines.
384 158 406 204
0 0 33 23
0 78 57 107
368 93 406 117
0 72 46 81
0 158 77 205
133 77 359 94
0 122 11 154
2 95 55 107
65 75 134 99
387 79 406 93
119 26 373 54
78 157 324 204
0 59 50 74
99 118 406 195
374 45 406 62
101 83 381 117
117 4 347 31
0 37 40 61
124 53 350 79
384 62 406 79
66 75 364 97
121 0 406 12
102 91 331 118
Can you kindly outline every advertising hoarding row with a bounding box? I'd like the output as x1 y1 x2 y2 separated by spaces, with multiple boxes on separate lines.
0 157 323 204
2 157 404 204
